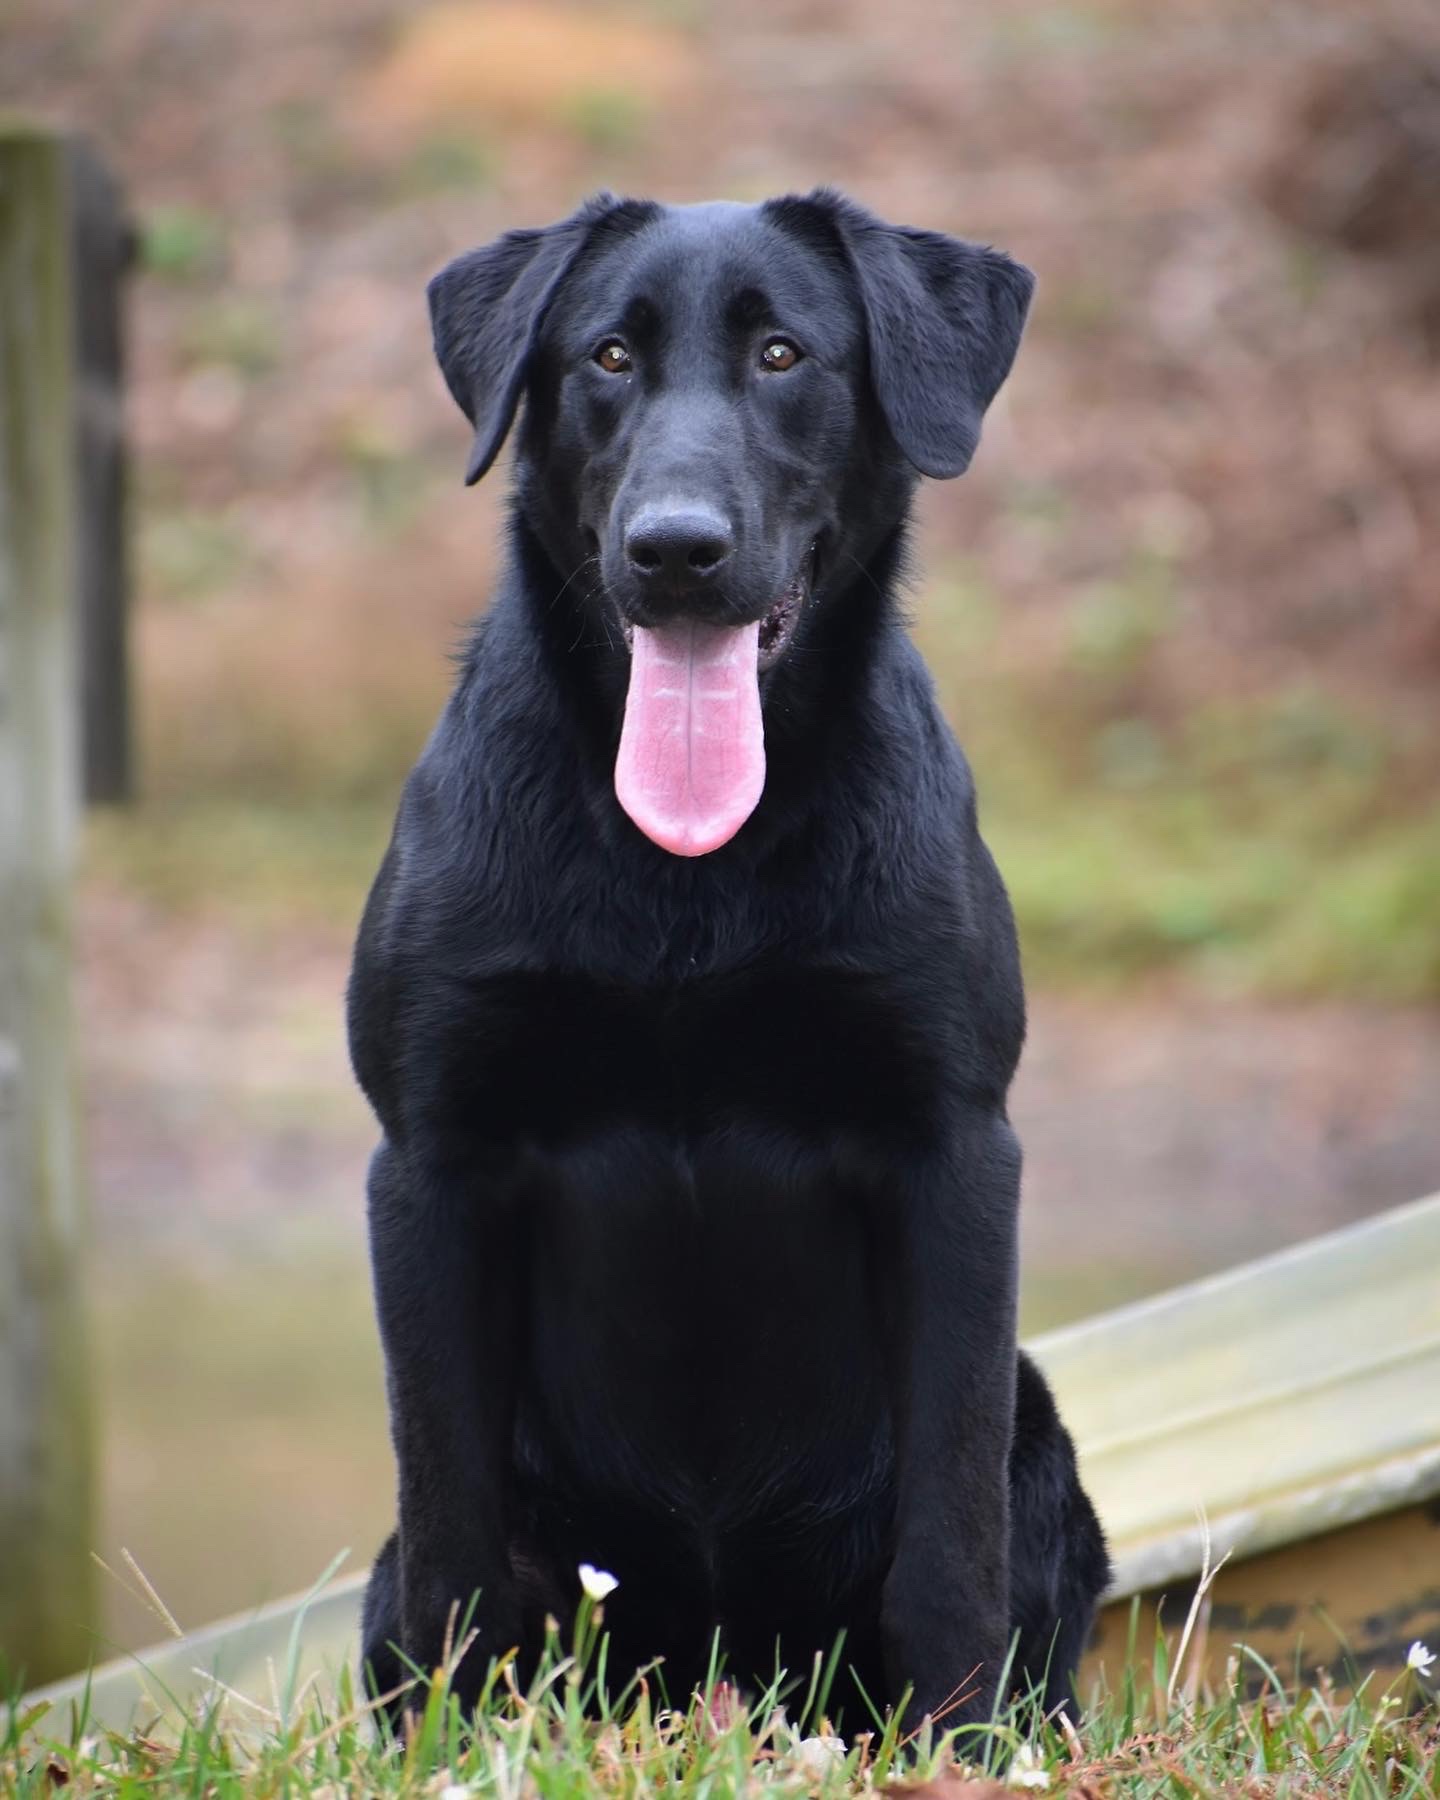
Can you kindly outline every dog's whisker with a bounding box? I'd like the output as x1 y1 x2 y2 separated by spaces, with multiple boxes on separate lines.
549 554 601 614
833 546 887 602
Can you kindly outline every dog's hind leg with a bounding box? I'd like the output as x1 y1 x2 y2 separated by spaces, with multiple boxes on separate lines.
361 1531 408 1711
1007 1353 1110 1716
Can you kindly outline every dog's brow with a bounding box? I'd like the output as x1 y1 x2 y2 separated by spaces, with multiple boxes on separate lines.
725 286 773 330
618 293 661 338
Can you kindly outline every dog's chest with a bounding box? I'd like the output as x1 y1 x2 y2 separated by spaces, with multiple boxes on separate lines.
444 963 941 1154
441 966 935 1510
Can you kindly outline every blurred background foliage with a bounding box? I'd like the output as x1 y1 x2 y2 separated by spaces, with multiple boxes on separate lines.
3 0 1438 1659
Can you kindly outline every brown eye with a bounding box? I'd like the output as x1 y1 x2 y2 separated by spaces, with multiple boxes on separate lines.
760 338 800 372
594 340 632 374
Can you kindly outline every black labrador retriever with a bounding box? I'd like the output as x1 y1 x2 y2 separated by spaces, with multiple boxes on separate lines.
350 188 1109 1729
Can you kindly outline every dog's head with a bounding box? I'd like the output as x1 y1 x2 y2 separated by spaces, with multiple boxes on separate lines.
428 191 1033 855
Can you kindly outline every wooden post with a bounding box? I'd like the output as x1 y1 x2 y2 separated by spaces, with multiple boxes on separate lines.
68 138 133 806
0 124 96 1686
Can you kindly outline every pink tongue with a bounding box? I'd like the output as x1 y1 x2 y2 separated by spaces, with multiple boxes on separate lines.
615 619 765 856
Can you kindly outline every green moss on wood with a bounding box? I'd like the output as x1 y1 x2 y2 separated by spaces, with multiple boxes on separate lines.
0 126 96 1685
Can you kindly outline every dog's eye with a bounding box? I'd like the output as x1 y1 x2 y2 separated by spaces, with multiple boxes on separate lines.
594 340 632 374
760 339 800 372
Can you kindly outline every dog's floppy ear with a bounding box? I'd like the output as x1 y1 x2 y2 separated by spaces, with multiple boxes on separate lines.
802 190 1035 480
428 193 631 486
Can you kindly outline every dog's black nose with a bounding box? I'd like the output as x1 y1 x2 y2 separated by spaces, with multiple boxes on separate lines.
625 507 735 583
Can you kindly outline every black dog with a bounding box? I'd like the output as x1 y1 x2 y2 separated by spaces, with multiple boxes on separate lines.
350 189 1108 1729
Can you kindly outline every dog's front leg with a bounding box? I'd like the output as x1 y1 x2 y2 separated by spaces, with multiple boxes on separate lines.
366 1138 524 1708
877 1108 1021 1730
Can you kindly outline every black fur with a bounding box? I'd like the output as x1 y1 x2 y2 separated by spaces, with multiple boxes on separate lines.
350 189 1108 1729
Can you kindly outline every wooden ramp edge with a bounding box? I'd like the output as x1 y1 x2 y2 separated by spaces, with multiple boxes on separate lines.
1030 1186 1440 1599
23 1191 1440 1729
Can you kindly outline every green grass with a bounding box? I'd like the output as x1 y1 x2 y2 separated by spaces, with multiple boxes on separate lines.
87 672 1440 999
138 205 227 281
986 787 1440 999
85 800 393 929
6 1605 1438 1800
91 545 1440 997
917 575 1440 1000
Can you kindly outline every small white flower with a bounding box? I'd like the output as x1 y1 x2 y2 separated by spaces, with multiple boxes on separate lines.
1006 1743 1052 1790
1407 1639 1435 1677
793 1734 846 1774
438 1786 473 1800
578 1562 619 1602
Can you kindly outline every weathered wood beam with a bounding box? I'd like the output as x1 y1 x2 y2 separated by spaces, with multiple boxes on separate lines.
0 121 96 1686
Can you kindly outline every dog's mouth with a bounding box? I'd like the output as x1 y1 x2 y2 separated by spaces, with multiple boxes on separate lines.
613 544 817 858
758 543 815 671
615 543 816 673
